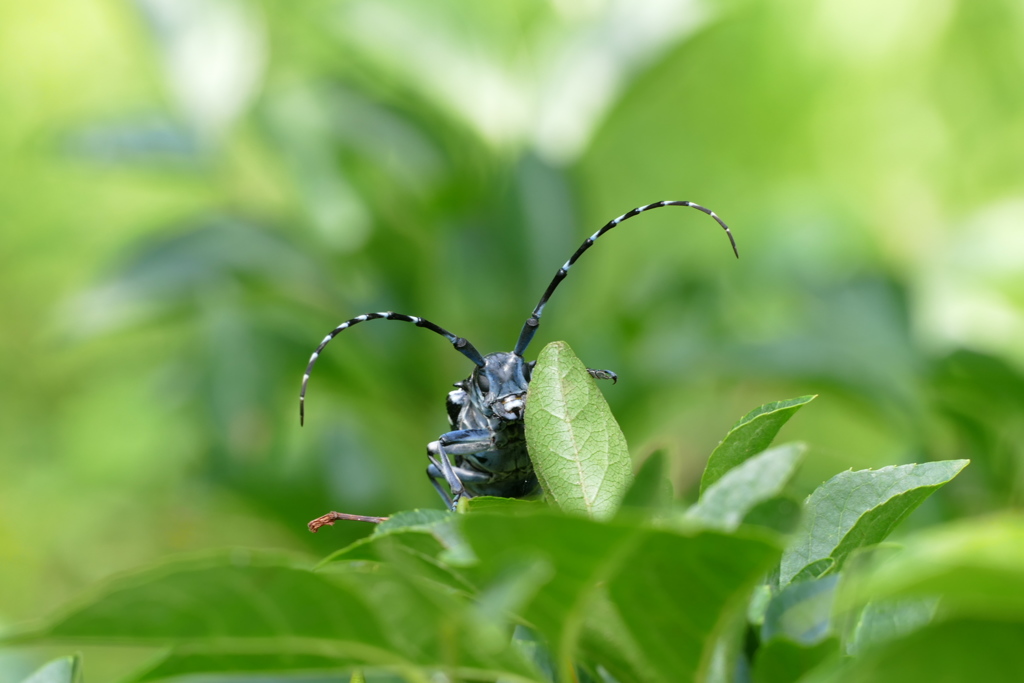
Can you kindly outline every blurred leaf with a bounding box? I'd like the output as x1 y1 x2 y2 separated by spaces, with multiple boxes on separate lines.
511 626 557 683
703 606 749 683
700 397 815 495
6 552 379 647
64 117 203 165
461 511 780 683
603 528 780 682
837 514 1024 621
6 551 538 680
334 568 538 677
19 655 81 683
373 509 449 533
762 575 838 646
469 556 555 656
618 450 672 514
743 496 804 535
932 349 1024 507
133 651 352 682
790 559 835 584
324 529 444 565
816 618 1024 683
685 443 805 531
846 598 938 656
323 532 472 594
461 512 635 657
752 637 837 683
748 584 773 627
578 591 658 683
319 509 466 560
525 341 632 519
780 460 969 586
74 219 326 326
319 513 474 589
464 496 548 515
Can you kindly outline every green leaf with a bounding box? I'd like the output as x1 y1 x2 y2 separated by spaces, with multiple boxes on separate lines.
752 637 838 683
6 551 538 681
6 552 383 647
320 509 474 573
819 618 1024 683
743 496 804 535
322 531 474 593
604 528 782 682
464 496 548 516
700 396 815 495
847 598 939 656
578 591 658 683
685 443 805 531
525 341 633 519
837 513 1024 621
133 651 353 682
762 575 839 645
789 558 835 584
618 450 673 514
373 509 449 533
20 655 81 683
748 584 773 627
704 606 750 683
462 511 636 655
461 511 780 683
779 459 969 586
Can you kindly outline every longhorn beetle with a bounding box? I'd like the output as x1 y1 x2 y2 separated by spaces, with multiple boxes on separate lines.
300 201 737 511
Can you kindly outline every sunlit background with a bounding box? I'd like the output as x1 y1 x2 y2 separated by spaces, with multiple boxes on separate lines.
3 0 1024 676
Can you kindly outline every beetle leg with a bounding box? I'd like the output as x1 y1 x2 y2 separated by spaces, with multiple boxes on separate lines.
426 461 454 510
429 442 465 509
587 368 617 383
426 429 496 510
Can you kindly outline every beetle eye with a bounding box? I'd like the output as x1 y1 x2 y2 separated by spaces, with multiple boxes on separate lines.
476 374 490 393
524 361 536 382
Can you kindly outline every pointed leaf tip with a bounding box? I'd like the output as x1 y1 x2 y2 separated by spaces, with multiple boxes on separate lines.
700 395 816 495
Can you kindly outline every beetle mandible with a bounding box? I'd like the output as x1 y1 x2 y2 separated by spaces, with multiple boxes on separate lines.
300 201 737 510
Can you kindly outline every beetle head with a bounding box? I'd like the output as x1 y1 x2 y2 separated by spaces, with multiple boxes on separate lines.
470 352 532 420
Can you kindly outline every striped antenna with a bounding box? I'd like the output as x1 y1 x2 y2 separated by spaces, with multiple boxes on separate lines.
513 200 738 356
300 311 485 425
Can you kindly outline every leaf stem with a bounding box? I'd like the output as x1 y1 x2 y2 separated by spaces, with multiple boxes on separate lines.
308 511 388 532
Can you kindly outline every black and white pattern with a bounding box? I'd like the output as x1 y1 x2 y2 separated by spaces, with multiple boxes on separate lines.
513 200 737 355
299 311 484 425
300 201 737 509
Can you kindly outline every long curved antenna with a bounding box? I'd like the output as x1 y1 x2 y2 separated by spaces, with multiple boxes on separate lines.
300 311 485 425
513 200 738 356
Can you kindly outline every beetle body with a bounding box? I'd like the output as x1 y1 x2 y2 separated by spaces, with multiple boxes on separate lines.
300 201 737 509
433 352 536 502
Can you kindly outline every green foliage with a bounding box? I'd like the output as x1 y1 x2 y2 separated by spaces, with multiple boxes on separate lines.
700 396 815 495
686 443 805 531
762 574 839 646
19 655 81 683
752 638 837 683
837 514 1024 620
5 366 993 682
618 450 672 514
4 2 1024 680
779 460 970 586
525 341 633 519
816 619 1024 683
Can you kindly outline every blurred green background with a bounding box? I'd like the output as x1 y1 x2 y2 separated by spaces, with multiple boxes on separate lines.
2 0 1023 672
